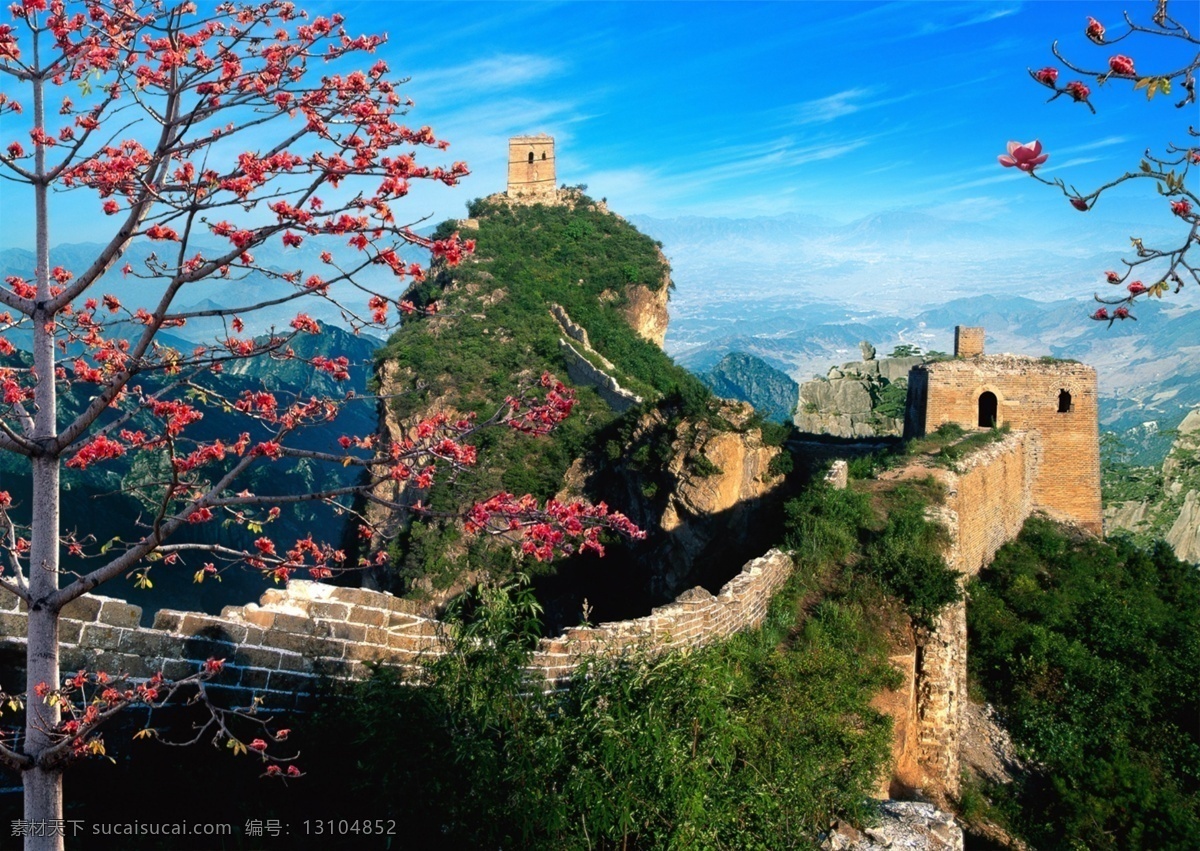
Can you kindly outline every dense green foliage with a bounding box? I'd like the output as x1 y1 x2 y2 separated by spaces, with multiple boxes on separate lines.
968 518 1200 850
870 378 908 421
304 480 940 849
376 196 714 593
785 481 959 628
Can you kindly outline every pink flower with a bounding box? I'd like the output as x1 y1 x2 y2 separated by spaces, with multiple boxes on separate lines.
1065 81 1091 102
998 140 1048 173
1085 17 1105 43
1070 197 1088 211
1108 55 1135 76
1034 67 1058 87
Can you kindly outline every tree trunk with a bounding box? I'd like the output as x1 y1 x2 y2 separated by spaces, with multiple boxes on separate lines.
24 458 63 851
23 30 65 848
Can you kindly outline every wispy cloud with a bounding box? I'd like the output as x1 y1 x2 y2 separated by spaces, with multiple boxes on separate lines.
791 88 880 125
913 4 1021 37
409 54 567 98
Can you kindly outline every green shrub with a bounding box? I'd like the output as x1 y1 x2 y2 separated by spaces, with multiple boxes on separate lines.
968 518 1200 850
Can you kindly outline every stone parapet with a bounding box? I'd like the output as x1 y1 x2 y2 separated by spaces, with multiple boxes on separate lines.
0 551 793 709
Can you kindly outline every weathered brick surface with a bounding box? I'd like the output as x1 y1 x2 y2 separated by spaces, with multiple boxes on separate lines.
914 355 1101 533
0 551 796 706
507 134 556 199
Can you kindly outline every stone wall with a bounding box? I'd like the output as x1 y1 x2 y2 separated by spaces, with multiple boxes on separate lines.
888 432 1038 800
551 304 644 413
0 551 793 710
507 134 557 200
914 356 1101 534
794 433 1042 801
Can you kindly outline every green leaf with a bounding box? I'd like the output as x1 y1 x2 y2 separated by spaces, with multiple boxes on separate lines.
99 536 119 554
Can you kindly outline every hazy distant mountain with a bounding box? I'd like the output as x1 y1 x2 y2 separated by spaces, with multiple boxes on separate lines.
700 352 799 423
637 211 1199 438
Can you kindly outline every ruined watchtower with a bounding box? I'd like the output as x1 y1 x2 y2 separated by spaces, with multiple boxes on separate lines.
905 327 1102 533
507 134 556 200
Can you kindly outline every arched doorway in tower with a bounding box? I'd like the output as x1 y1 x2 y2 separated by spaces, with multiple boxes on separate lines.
978 392 998 428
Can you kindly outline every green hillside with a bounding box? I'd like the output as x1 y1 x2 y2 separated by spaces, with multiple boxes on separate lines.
376 193 713 593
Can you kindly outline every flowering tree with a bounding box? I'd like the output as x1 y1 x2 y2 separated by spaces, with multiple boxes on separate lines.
0 1 640 847
998 1 1198 323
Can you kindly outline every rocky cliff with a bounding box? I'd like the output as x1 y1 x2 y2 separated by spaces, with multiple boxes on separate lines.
1105 408 1200 563
794 350 926 437
565 400 788 602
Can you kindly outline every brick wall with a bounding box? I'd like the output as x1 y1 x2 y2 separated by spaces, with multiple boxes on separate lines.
909 432 1038 799
0 551 793 711
916 356 1101 533
507 134 556 199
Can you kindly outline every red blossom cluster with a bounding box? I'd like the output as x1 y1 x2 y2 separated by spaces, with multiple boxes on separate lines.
505 373 577 435
1010 9 1198 325
465 493 645 561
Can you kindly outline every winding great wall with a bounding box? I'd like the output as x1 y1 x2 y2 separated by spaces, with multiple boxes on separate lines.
0 327 1103 801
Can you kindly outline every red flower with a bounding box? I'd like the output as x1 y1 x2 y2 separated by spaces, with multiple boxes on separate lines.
203 658 225 675
1105 270 1121 284
1114 307 1131 319
1092 307 1109 320
998 140 1048 173
1108 55 1135 76
1127 281 1147 295
1070 197 1088 211
249 739 268 752
1171 199 1192 217
1034 67 1058 86
1065 81 1091 102
1085 16 1105 43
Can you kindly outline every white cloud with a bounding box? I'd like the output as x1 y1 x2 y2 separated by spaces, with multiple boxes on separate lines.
791 88 880 125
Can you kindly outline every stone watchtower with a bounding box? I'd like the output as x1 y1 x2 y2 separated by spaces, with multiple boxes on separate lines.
905 327 1102 533
507 134 556 200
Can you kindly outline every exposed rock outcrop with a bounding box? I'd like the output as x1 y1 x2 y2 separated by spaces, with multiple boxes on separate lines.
613 244 672 347
795 355 926 437
1105 408 1200 563
620 281 670 348
821 802 963 851
574 401 787 598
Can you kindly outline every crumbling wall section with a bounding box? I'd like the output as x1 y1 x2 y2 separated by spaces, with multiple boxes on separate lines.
0 552 793 709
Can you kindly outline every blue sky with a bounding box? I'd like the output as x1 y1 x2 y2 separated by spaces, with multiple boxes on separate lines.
348 0 1197 233
2 1 1194 245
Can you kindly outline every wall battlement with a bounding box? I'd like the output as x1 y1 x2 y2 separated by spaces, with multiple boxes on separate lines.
0 552 793 710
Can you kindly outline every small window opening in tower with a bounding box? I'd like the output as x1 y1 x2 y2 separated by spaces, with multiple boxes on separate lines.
541 152 547 160
528 151 534 163
978 392 998 428
1058 389 1072 413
